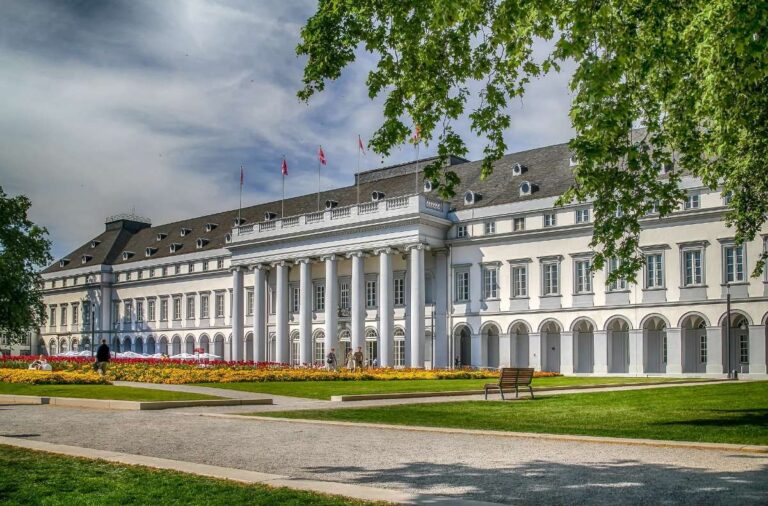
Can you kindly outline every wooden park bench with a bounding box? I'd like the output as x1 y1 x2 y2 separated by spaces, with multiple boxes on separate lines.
484 367 535 400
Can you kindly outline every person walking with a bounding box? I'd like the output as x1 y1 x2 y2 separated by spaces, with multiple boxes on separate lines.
345 349 355 371
353 346 364 372
326 348 337 370
95 339 110 376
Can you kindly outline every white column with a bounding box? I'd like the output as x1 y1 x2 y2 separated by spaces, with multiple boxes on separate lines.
471 333 484 367
252 264 267 363
231 266 244 362
433 250 449 368
528 332 541 370
274 261 289 364
408 244 426 368
748 325 767 374
499 333 512 367
593 330 608 374
298 258 313 365
377 248 394 367
349 252 366 352
628 329 644 375
560 331 574 374
665 328 683 374
323 255 338 361
705 326 724 374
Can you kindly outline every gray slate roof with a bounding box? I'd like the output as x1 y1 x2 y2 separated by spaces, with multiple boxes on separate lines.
44 139 574 274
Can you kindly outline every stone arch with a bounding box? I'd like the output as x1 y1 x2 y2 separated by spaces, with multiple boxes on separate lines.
679 313 708 373
539 318 562 373
213 333 225 359
58 337 69 353
479 321 502 336
48 338 57 356
538 318 563 334
452 322 474 337
507 320 530 368
452 323 472 367
480 321 501 369
312 329 325 365
605 315 632 332
71 338 79 352
678 311 711 329
122 336 132 353
572 318 595 373
184 334 195 354
605 316 631 373
158 335 169 355
199 334 210 354
146 335 157 355
171 334 182 356
134 336 144 354
717 309 754 327
570 316 597 332
244 331 253 361
721 310 752 375
507 320 532 335
640 313 670 330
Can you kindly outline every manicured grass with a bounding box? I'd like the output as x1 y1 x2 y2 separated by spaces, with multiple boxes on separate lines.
196 376 699 400
0 445 379 506
258 382 768 445
0 383 220 401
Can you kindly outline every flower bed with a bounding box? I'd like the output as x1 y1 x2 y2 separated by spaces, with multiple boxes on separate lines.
0 356 559 385
0 369 109 385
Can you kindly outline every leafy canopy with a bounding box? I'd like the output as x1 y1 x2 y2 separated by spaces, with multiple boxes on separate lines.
0 187 51 345
297 0 768 281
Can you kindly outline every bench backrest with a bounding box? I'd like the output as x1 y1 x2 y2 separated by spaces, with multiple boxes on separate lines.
498 367 535 386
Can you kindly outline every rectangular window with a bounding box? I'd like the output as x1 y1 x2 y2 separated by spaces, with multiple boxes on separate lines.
137 270 143 280
123 301 131 322
148 299 156 321
339 280 350 309
202 260 209 272
685 193 700 209
174 264 181 275
645 253 664 288
50 307 56 327
513 217 525 231
71 304 79 326
160 299 168 321
173 298 181 320
544 213 556 227
112 301 119 325
700 334 707 363
215 293 225 318
511 265 527 297
200 295 209 319
315 284 325 311
217 258 224 270
724 245 745 283
186 296 195 319
394 339 405 367
683 249 703 286
740 335 749 364
59 305 67 326
188 262 195 273
136 300 144 322
608 258 628 291
366 280 377 308
482 266 499 299
161 266 167 277
455 270 470 302
314 339 325 364
575 209 590 223
126 271 132 281
484 221 496 235
393 277 405 306
574 260 592 293
83 302 91 326
542 262 559 295
457 225 468 238
291 286 300 313
246 290 254 316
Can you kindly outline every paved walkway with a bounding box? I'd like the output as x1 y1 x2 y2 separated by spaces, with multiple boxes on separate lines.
1 393 766 504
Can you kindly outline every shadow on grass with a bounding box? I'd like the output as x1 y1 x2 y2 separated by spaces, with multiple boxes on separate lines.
304 458 768 505
657 409 768 429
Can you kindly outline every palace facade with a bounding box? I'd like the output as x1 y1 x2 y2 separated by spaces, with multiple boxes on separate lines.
38 140 768 376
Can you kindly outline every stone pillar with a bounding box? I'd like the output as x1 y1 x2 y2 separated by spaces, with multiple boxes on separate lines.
377 248 394 367
323 255 338 362
705 326 724 374
665 327 683 374
499 333 512 367
748 325 767 374
274 261 289 364
349 252 366 353
593 330 608 374
298 258 313 365
471 333 484 368
433 250 449 368
528 332 541 370
252 265 267 363
628 329 644 375
231 266 244 362
408 244 426 368
560 331 574 374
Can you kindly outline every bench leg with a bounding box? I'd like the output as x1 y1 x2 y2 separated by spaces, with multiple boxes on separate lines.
484 387 488 400
500 388 505 401
515 385 519 398
529 385 534 399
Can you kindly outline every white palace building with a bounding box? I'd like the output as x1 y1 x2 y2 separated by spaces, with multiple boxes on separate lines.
37 140 768 377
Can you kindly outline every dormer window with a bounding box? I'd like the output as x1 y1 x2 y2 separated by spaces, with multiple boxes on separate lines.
169 243 182 253
519 181 533 196
423 180 434 192
145 247 157 257
90 240 101 249
371 191 386 202
204 223 218 232
196 238 209 249
156 233 167 242
180 228 191 237
59 258 71 268
512 163 526 176
81 255 92 264
233 217 245 227
263 212 277 222
463 191 480 205
224 233 232 244
121 251 134 261
569 156 579 167
324 200 338 210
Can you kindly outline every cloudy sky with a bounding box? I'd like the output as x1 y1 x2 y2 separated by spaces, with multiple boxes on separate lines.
0 0 574 259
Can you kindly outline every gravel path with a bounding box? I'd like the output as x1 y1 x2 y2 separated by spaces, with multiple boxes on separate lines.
1 403 765 505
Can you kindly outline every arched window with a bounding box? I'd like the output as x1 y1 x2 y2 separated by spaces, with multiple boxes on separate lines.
394 328 406 367
314 330 325 365
290 330 300 365
338 329 351 360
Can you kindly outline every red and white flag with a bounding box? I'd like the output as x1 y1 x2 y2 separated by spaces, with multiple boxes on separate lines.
358 135 365 155
412 124 421 142
281 158 288 176
318 146 327 165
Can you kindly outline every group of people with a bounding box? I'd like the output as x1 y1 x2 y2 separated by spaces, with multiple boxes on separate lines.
325 346 376 371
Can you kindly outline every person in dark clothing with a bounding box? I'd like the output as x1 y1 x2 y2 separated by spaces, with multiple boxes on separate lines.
95 339 110 375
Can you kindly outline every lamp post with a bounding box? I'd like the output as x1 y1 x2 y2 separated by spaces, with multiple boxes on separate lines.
726 282 732 379
90 308 95 359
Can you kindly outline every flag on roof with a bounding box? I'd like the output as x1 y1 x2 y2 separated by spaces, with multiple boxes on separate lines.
281 158 288 176
318 146 327 165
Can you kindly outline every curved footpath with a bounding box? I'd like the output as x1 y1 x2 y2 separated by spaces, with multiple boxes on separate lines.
1 382 766 504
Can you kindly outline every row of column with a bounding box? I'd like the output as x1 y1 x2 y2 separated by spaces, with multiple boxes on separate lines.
230 244 436 368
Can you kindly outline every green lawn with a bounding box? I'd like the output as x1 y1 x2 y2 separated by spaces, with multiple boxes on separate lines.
196 376 701 400
0 383 220 401
0 445 379 506
258 382 768 445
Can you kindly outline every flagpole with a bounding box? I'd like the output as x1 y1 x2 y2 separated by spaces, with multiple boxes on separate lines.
238 165 243 227
356 135 361 205
317 145 321 212
281 155 285 218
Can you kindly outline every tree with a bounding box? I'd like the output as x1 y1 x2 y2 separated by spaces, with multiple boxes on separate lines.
0 187 51 345
297 0 768 282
